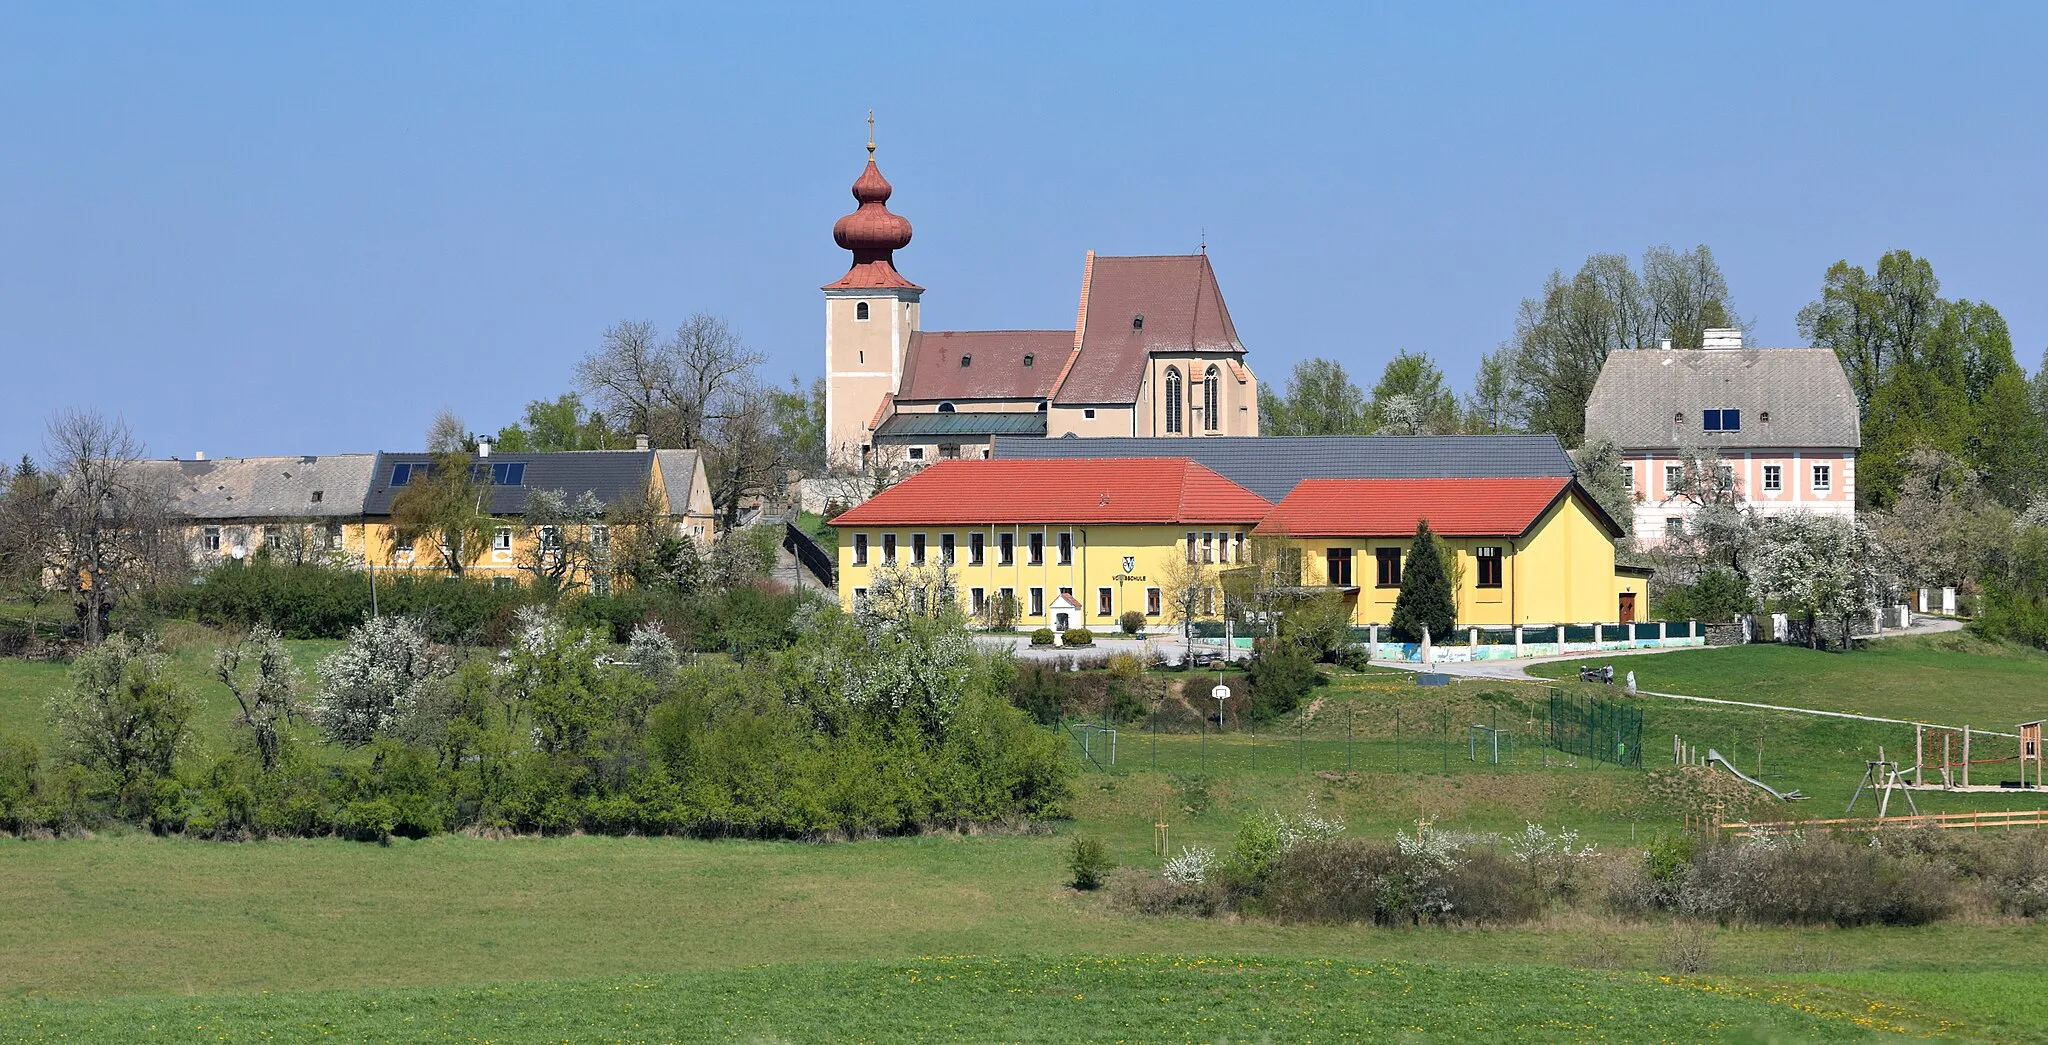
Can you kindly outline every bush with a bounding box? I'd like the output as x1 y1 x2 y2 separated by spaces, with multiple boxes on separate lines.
1118 610 1146 636
1679 833 1955 926
1242 642 1320 721
1068 835 1112 890
1061 628 1094 647
1030 628 1056 647
1108 868 1224 917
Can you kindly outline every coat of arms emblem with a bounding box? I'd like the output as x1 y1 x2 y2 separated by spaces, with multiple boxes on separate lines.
1122 556 1136 573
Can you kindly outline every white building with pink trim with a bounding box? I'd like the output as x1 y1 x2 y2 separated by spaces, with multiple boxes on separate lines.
1584 332 1861 546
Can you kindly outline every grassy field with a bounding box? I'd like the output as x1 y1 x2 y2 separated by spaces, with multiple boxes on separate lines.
1532 633 2048 728
5 631 2048 1041
0 954 1975 1043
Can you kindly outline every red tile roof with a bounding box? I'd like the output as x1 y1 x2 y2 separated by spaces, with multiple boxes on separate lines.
830 458 1272 526
895 330 1071 402
1053 255 1244 405
1254 477 1610 538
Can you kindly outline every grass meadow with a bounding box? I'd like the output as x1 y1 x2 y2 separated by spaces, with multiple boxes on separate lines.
5 631 2048 1041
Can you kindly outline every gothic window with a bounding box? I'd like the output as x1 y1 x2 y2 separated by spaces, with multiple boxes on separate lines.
1203 364 1220 431
1164 367 1183 434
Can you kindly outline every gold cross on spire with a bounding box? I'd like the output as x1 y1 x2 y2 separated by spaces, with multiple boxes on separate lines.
866 109 875 157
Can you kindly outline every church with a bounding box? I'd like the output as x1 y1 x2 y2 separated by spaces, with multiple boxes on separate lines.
823 127 1260 471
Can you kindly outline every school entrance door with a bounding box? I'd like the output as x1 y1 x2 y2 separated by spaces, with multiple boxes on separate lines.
1618 592 1636 624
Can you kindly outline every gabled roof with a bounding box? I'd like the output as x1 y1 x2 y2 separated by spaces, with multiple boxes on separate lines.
1255 477 1617 539
1052 255 1243 405
654 449 710 518
829 458 1271 527
873 412 1048 439
992 435 1576 502
362 451 653 516
1584 348 1861 450
896 330 1068 402
137 455 377 519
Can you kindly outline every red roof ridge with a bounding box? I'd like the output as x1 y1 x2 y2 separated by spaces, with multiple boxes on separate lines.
1254 476 1580 539
869 392 894 430
828 456 1270 527
1049 250 1095 401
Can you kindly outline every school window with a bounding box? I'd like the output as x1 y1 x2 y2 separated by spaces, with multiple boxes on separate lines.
1199 587 1215 616
1184 531 1197 563
910 587 926 614
538 526 560 554
1476 546 1502 588
1029 587 1044 616
493 527 513 552
1375 548 1402 587
1325 547 1353 586
999 533 1015 565
882 534 897 564
1812 464 1832 491
1621 464 1634 492
1702 408 1741 432
853 587 867 603
1233 532 1246 564
1664 464 1682 493
590 525 609 552
969 532 985 565
940 533 955 564
1097 587 1113 616
970 587 986 614
1059 586 1073 599
1763 464 1782 492
492 576 515 590
998 587 1015 614
1028 533 1044 565
1057 531 1073 565
1201 532 1215 564
853 533 869 565
911 533 926 564
591 574 611 597
395 535 415 555
1666 517 1686 538
1146 587 1161 616
1715 464 1733 488
202 526 222 552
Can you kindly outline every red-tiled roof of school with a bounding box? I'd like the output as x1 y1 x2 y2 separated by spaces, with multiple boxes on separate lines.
1051 254 1245 405
896 330 1071 401
1254 477 1616 538
829 458 1273 526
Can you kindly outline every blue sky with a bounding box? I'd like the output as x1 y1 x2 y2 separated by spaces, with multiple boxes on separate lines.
4 2 2045 459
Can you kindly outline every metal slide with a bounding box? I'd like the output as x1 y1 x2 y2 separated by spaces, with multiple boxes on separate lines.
1705 748 1807 801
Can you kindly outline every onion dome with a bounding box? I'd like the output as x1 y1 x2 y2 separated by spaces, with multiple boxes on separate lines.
824 112 920 291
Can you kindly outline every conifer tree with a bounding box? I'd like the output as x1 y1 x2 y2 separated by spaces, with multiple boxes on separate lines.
1390 520 1456 642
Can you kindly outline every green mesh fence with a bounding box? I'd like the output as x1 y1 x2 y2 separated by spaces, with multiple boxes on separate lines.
1544 688 1643 769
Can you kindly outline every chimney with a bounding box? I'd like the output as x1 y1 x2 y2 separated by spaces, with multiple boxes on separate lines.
194 450 206 461
635 433 650 452
1701 328 1744 350
477 439 491 458
1658 338 1672 351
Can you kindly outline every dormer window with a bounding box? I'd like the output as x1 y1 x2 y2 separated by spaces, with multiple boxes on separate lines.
1038 400 1048 412
1760 411 1771 424
1672 412 1684 425
938 402 956 413
1703 409 1741 432
1132 313 1144 330
960 353 972 367
856 301 870 320
1023 353 1034 366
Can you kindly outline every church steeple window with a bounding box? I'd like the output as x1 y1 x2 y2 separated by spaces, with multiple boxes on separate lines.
856 301 870 320
1203 364 1221 431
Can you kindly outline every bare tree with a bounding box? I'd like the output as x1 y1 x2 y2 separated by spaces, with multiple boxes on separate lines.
704 381 793 527
215 624 301 772
1157 551 1217 656
663 314 763 450
42 411 182 643
426 410 471 454
577 320 674 444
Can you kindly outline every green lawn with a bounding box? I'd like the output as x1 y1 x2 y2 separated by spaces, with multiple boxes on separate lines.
1532 633 2048 729
5 631 2048 1041
0 954 1967 1043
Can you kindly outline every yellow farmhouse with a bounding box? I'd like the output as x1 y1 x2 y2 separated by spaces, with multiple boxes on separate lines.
832 457 1644 630
831 458 1273 631
1255 476 1643 627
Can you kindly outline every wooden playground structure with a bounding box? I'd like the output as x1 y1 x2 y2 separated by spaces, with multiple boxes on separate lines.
1907 720 2044 792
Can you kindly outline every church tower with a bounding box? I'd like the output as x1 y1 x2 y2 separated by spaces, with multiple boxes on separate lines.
823 114 921 469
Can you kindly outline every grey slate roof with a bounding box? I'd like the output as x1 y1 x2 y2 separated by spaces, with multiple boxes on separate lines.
991 435 1574 502
875 412 1049 439
654 449 708 517
362 451 653 516
1584 348 1861 450
137 455 377 519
